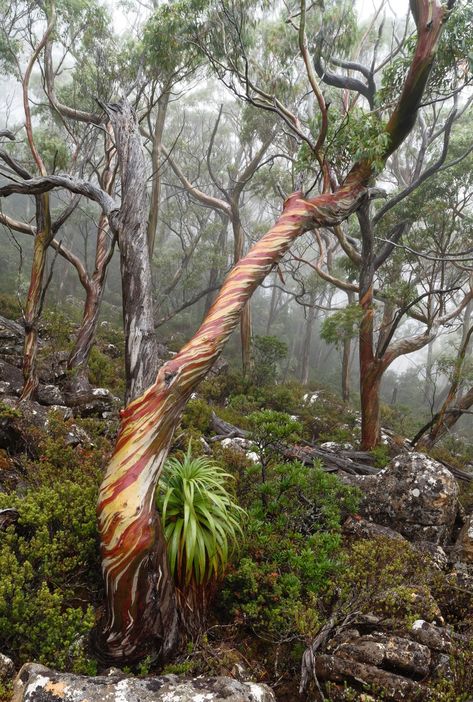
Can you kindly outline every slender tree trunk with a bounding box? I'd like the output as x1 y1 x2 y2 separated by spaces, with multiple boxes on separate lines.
342 290 354 402
67 126 116 393
266 280 280 335
342 336 351 402
357 203 381 449
414 326 473 447
21 194 52 400
300 298 316 385
147 90 170 257
105 101 159 404
204 215 228 313
231 209 252 374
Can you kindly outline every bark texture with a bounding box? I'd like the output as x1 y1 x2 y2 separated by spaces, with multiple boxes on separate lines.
105 101 159 404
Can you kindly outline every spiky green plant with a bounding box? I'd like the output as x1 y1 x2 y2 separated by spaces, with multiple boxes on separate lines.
157 446 244 589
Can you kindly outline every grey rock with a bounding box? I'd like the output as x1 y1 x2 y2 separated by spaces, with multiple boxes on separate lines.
334 632 431 677
348 453 459 546
0 397 49 452
412 541 448 571
410 620 452 653
0 360 24 396
0 652 15 680
12 663 276 702
37 384 65 406
343 515 407 542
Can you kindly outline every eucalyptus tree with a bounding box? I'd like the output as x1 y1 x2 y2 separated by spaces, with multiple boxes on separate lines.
163 100 280 372
0 0 461 667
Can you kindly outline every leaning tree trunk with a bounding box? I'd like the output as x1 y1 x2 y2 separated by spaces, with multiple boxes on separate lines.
96 184 371 663
95 0 449 664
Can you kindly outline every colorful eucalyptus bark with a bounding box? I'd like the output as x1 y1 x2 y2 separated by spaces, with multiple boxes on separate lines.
96 0 451 663
96 183 371 662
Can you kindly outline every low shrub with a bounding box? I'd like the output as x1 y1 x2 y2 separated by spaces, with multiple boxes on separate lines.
219 461 359 642
0 480 100 672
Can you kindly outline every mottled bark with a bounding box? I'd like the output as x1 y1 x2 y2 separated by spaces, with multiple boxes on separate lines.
105 101 159 404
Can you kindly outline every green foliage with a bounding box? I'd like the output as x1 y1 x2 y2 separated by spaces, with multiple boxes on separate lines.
370 444 391 469
431 641 473 701
87 345 124 396
251 335 287 386
298 108 389 175
0 293 22 319
247 409 302 471
32 130 70 172
220 462 359 640
142 0 207 76
0 401 21 421
321 304 364 347
157 446 244 586
334 537 438 622
0 480 99 671
181 398 213 434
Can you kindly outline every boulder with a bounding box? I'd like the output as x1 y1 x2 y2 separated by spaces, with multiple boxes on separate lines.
409 621 452 653
0 315 24 361
334 632 431 677
412 541 448 571
343 515 407 542
37 384 65 406
12 663 276 702
348 453 459 546
0 397 48 453
313 654 424 701
0 652 15 681
0 360 24 396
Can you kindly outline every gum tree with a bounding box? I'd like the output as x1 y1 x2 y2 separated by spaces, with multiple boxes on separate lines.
0 0 457 664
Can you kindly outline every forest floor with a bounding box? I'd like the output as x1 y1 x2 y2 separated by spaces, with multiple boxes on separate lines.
0 303 473 702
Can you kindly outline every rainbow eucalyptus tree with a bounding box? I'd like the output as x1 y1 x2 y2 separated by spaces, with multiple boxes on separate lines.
0 0 455 664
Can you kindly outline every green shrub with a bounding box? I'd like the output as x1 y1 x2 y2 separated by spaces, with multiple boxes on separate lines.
219 462 359 641
181 398 213 434
247 410 302 485
333 537 437 621
88 345 124 396
0 480 100 672
251 335 287 386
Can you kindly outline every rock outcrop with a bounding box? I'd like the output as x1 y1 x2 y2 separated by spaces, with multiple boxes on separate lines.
12 664 276 702
346 453 459 546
